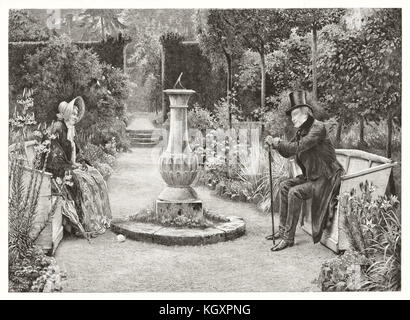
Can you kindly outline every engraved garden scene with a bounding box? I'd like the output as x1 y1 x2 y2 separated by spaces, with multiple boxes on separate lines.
8 8 401 292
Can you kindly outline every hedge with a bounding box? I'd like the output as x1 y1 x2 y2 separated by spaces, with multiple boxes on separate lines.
9 36 129 96
160 33 226 117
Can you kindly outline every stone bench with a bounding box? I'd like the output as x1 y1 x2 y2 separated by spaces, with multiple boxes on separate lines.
9 140 63 255
289 149 396 253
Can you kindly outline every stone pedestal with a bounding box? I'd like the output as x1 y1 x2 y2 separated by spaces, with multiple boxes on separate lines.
157 88 203 220
156 199 203 220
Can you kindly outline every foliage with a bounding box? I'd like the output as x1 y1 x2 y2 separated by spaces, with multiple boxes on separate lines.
212 92 243 129
122 9 197 113
341 181 401 291
9 9 50 42
22 36 103 123
8 92 54 263
256 149 289 214
8 95 62 292
81 142 116 180
319 181 401 291
77 9 125 41
160 32 226 114
20 36 130 152
195 9 243 72
293 8 347 34
129 208 214 229
263 91 295 139
235 30 312 119
9 246 62 292
77 35 130 70
317 9 401 153
187 103 217 132
9 38 128 112
332 121 401 152
195 8 244 118
220 9 294 109
235 148 268 203
318 250 370 292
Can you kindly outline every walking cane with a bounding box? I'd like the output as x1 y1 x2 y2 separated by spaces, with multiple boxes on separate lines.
268 144 275 246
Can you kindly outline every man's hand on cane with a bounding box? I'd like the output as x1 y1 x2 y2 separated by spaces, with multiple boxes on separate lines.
265 135 281 149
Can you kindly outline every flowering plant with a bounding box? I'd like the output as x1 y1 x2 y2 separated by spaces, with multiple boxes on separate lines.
31 124 56 170
9 88 37 143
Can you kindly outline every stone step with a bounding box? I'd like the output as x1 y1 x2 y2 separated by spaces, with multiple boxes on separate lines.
127 129 160 135
130 141 160 148
130 137 160 143
129 132 154 138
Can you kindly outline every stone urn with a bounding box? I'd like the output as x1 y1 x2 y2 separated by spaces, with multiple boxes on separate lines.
156 89 202 219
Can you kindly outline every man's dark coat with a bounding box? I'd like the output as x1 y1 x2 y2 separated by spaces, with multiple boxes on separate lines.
276 116 344 243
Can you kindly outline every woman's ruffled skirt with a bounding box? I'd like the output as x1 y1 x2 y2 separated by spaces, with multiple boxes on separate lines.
62 165 112 238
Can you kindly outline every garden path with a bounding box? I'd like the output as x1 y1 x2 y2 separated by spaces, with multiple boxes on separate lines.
126 112 156 131
55 116 335 292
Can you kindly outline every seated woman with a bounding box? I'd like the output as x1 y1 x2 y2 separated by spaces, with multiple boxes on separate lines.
45 96 112 238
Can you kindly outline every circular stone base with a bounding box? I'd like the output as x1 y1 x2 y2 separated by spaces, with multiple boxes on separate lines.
110 211 245 246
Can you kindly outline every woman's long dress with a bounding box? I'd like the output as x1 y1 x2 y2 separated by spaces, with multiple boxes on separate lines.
45 120 111 237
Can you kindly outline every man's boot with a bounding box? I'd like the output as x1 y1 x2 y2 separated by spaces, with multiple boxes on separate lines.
265 230 282 241
270 239 294 252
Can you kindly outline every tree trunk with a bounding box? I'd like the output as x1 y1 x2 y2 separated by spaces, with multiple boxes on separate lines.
359 116 366 146
67 15 73 37
225 52 233 128
386 110 396 195
312 25 318 103
161 45 167 123
100 16 105 41
259 49 266 109
336 115 343 146
386 111 393 158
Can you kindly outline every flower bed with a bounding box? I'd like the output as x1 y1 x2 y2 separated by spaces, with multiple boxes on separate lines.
127 208 229 230
9 246 63 292
317 182 401 291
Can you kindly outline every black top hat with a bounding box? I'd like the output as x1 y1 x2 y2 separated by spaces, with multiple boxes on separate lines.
285 90 314 116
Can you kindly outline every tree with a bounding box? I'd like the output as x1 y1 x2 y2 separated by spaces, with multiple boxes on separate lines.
235 30 312 119
318 8 401 155
196 9 243 127
317 23 362 145
9 9 50 42
121 9 197 116
293 9 346 103
78 9 125 41
360 9 401 158
220 9 293 109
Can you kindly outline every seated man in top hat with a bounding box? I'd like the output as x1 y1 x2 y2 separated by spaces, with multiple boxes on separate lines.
265 90 344 252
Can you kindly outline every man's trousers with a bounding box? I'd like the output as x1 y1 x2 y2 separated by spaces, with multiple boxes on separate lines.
278 176 314 242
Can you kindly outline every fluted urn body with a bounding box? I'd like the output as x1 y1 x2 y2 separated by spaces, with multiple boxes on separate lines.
156 89 202 218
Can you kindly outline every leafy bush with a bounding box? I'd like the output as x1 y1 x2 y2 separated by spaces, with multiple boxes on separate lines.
23 36 103 123
9 9 50 42
255 149 289 213
188 103 216 132
212 92 243 129
263 91 295 139
21 36 130 151
80 117 130 152
82 142 116 168
318 181 401 291
342 182 401 291
9 247 62 293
